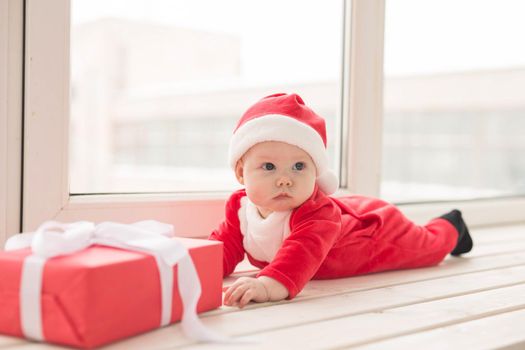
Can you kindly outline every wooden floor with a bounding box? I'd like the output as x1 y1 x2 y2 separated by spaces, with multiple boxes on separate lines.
2 223 525 350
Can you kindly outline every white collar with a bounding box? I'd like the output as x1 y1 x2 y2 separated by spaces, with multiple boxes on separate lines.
238 197 293 262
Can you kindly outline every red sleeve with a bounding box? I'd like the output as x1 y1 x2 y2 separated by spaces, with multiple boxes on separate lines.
256 191 342 299
208 190 246 277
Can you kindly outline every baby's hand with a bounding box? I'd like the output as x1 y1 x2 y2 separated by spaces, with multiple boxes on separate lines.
223 277 269 308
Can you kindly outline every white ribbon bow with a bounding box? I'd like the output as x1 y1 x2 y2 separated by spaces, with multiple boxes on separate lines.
4 220 226 343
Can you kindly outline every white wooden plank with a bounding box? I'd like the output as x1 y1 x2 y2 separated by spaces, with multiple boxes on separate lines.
466 239 525 257
112 260 525 349
190 268 525 348
472 223 525 235
184 283 525 349
471 224 525 245
0 344 67 350
223 249 525 306
0 336 27 349
208 252 525 344
355 308 525 350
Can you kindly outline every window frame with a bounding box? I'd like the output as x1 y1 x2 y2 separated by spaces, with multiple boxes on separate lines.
0 0 23 247
19 0 525 238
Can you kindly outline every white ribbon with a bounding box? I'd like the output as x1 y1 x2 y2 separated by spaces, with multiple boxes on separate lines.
4 220 227 343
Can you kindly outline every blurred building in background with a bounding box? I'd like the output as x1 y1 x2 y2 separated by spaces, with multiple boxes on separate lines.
382 69 525 201
70 19 525 202
70 18 340 194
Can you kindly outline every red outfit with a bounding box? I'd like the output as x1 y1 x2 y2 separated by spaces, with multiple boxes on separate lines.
209 186 458 299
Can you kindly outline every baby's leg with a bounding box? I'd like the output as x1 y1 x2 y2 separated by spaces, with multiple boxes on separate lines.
368 205 461 273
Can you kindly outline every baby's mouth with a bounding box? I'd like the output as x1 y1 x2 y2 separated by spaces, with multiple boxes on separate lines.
274 193 292 199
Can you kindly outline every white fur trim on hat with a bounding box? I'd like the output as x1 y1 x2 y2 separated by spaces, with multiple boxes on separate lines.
229 114 339 195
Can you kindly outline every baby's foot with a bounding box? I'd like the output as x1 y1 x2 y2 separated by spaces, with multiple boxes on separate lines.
440 209 473 256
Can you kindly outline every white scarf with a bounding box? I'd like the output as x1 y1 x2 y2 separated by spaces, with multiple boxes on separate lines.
238 197 292 262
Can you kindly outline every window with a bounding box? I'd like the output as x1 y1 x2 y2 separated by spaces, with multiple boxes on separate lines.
20 0 525 233
70 0 344 194
382 0 525 203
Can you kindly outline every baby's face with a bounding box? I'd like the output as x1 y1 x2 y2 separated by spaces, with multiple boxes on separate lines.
236 141 317 218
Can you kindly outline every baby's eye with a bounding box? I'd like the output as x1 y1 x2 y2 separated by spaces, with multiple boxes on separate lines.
292 162 305 171
262 163 275 171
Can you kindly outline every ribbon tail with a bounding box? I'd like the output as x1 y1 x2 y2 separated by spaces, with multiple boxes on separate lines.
177 255 233 343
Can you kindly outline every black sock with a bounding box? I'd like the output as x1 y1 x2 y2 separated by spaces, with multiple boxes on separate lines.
440 209 473 256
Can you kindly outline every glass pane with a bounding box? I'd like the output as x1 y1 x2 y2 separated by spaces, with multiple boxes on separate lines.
382 0 525 202
70 0 344 194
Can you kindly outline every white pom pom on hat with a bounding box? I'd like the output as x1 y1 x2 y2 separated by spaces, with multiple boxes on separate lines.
228 93 339 195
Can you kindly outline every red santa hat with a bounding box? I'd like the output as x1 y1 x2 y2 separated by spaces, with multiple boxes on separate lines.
229 93 339 195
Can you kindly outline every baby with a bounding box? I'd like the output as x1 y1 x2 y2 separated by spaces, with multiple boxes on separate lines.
209 93 473 308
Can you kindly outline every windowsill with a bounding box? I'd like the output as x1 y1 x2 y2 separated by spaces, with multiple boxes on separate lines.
67 190 525 229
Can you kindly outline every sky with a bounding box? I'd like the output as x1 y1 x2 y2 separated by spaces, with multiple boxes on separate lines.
72 0 525 80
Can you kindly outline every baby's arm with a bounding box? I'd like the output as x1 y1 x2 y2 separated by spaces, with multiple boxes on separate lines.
223 276 289 308
209 190 247 277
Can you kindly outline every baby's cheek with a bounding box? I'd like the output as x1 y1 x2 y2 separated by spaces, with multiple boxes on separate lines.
246 185 267 203
250 193 269 208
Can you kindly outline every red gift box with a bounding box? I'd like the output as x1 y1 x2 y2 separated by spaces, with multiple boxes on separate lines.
0 237 223 349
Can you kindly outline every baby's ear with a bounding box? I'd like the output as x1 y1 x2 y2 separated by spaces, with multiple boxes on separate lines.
235 159 245 185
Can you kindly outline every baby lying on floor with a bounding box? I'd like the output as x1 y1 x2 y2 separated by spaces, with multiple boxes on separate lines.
209 93 473 308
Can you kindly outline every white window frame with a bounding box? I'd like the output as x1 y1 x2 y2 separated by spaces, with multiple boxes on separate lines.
18 0 525 239
0 0 23 247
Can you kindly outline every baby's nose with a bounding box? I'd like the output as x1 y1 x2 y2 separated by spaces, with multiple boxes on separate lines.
276 176 292 187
